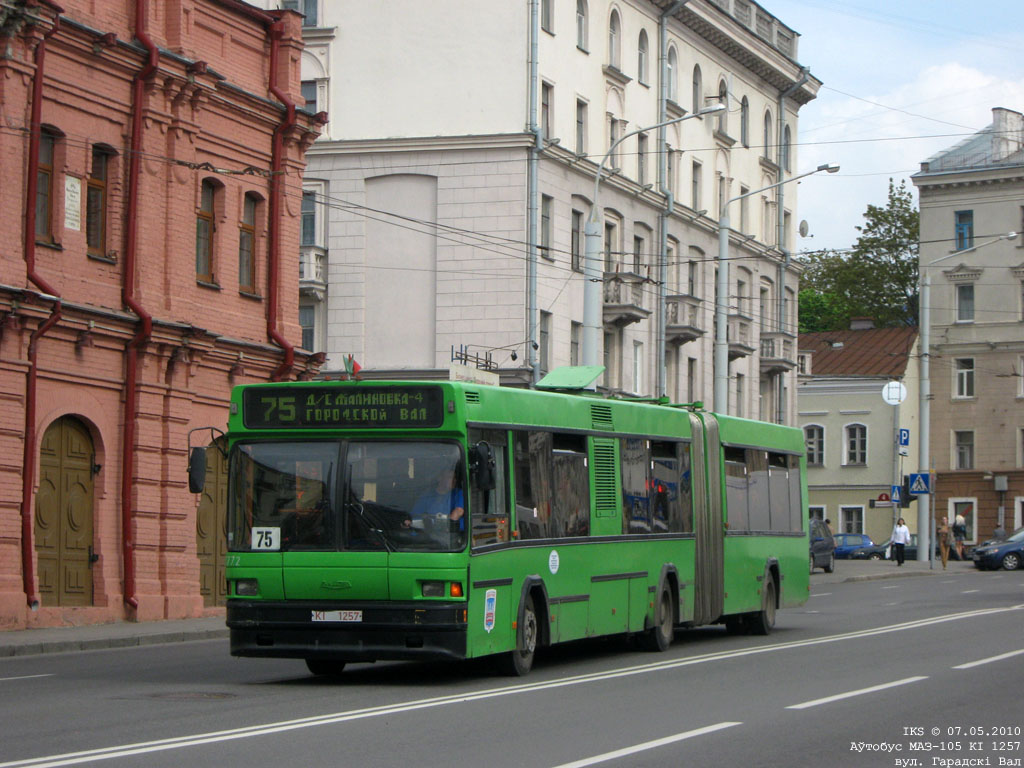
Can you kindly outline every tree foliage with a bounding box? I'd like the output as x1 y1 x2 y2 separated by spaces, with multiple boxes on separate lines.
798 179 919 332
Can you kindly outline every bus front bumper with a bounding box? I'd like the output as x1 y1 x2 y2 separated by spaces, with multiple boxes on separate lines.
226 599 468 662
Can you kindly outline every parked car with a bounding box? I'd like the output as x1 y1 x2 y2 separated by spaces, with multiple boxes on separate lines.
809 518 835 573
833 533 873 559
972 526 1024 570
850 533 962 561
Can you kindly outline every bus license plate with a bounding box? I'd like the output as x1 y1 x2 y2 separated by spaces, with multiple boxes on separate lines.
311 610 362 623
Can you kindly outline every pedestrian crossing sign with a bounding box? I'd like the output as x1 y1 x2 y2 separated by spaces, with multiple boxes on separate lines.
908 473 930 494
891 485 902 504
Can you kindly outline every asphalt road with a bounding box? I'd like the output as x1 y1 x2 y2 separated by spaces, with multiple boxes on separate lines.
1 565 1021 768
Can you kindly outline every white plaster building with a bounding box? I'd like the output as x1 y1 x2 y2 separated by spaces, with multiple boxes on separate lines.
268 0 820 420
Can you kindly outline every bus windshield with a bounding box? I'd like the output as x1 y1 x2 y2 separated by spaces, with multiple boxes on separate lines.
227 440 466 553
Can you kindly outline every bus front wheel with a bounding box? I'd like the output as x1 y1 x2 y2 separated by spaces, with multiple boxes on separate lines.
748 577 777 636
500 594 538 676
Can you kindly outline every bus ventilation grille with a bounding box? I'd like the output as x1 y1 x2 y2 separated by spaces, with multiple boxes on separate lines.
591 439 618 513
465 391 481 404
590 403 613 430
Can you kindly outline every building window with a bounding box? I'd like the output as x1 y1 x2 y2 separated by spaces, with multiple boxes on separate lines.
603 219 618 272
808 506 825 522
845 423 867 465
691 65 702 115
667 47 677 102
36 131 57 241
607 9 620 69
632 341 643 394
740 96 749 147
763 110 773 161
576 0 588 50
637 132 647 186
954 210 974 251
735 373 744 418
956 283 974 322
691 161 702 211
301 80 317 113
687 357 697 402
540 194 553 260
575 99 587 154
299 304 316 351
717 80 728 134
571 209 583 271
632 234 644 274
840 506 864 534
955 430 974 470
687 252 699 296
570 321 581 365
301 190 317 246
950 499 977 543
86 146 112 257
804 425 824 466
541 0 553 33
196 179 217 283
541 82 553 141
955 358 975 398
637 30 649 85
609 116 623 167
282 0 317 27
239 192 259 293
539 311 551 375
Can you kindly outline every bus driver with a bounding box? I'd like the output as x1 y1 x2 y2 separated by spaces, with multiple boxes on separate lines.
405 466 465 534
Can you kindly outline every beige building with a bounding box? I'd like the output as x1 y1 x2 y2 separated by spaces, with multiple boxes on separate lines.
912 107 1024 545
266 0 820 419
798 324 920 545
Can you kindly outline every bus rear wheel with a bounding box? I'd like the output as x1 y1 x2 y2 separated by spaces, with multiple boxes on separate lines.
500 594 537 676
642 587 674 651
305 658 347 677
748 577 776 636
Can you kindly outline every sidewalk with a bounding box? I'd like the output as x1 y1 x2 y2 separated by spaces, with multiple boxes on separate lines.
0 557 977 658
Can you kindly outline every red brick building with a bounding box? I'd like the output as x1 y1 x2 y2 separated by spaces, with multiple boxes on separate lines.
0 0 322 629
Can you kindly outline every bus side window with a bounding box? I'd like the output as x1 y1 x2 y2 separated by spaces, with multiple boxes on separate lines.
469 429 510 547
513 430 553 540
723 446 749 532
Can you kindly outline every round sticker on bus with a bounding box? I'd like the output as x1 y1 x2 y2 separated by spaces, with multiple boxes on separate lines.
548 550 559 574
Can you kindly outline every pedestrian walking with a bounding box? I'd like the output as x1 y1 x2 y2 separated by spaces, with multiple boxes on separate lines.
953 510 967 559
937 516 951 569
891 517 912 566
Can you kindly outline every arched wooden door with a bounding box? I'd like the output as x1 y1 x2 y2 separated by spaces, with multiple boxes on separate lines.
35 416 95 606
196 439 228 606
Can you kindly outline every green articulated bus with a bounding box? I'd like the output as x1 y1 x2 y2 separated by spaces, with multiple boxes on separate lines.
190 370 809 677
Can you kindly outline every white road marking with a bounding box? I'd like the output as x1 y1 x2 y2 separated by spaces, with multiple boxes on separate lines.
881 585 900 590
786 677 928 710
809 592 831 597
550 722 742 768
1 604 1021 768
0 674 53 683
953 648 1024 670
961 590 980 594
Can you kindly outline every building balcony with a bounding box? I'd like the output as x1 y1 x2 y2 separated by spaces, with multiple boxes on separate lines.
727 314 755 359
603 272 651 327
759 331 796 373
299 245 327 299
665 294 705 345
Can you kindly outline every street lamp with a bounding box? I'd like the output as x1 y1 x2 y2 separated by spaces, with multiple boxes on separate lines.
581 103 726 370
713 163 839 412
916 230 1017 561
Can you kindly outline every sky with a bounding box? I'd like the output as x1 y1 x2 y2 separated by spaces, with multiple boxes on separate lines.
760 0 1024 254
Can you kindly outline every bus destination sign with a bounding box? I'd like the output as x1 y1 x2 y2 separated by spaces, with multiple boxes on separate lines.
242 386 444 429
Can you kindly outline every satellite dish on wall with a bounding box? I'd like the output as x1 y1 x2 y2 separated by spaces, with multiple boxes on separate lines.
798 220 809 238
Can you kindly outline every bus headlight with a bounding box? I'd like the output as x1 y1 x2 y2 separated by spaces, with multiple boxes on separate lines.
235 578 259 596
421 581 445 597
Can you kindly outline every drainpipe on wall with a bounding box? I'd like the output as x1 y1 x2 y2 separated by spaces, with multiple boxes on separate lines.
120 0 160 611
266 18 297 382
20 1 64 611
774 67 808 423
526 0 540 383
656 1 688 398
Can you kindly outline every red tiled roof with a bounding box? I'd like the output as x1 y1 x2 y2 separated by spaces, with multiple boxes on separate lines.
799 326 918 377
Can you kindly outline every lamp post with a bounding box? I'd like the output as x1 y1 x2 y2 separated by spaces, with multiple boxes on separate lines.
713 163 839 412
581 103 726 370
916 230 1017 561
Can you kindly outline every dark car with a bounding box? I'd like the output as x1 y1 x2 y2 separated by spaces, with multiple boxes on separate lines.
972 526 1024 570
809 518 835 573
851 533 962 561
833 533 873 559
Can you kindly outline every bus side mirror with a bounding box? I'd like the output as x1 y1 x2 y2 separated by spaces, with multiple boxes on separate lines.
188 447 207 494
471 441 495 492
